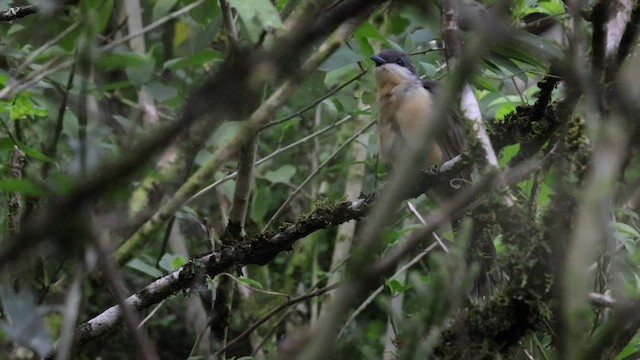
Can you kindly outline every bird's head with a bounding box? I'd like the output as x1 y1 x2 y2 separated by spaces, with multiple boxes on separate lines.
370 49 419 87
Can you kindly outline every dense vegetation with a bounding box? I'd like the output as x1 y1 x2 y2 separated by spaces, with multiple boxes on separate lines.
1 0 640 359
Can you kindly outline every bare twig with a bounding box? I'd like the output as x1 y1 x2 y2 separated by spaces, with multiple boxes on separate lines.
214 283 340 357
263 119 375 230
187 113 358 204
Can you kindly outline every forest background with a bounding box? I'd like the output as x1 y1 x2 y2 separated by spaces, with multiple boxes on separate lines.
1 0 640 359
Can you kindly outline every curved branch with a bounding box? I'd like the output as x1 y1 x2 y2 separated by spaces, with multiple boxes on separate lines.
0 5 38 22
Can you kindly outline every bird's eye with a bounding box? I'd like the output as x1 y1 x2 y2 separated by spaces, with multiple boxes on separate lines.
396 59 404 66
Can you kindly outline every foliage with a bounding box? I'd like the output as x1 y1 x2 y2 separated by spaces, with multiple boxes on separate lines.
0 0 639 359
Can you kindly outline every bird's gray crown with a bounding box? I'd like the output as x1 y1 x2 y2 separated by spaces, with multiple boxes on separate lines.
370 49 416 75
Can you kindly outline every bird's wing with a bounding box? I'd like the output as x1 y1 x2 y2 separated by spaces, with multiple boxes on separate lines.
421 80 467 161
422 80 471 186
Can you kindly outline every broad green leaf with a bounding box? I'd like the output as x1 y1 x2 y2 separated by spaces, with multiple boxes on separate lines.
8 93 47 120
96 52 148 69
495 103 517 121
172 256 187 269
94 0 114 34
471 74 499 92
237 277 263 289
354 22 387 42
410 29 438 46
0 137 12 150
264 164 296 184
0 179 43 196
385 279 412 294
538 2 564 15
17 141 55 164
487 95 523 108
188 0 219 26
152 0 179 21
499 144 520 167
250 187 270 223
143 82 178 101
99 80 133 91
163 50 221 70
126 258 163 278
614 345 639 360
319 46 362 72
485 53 528 85
173 21 192 47
211 121 241 147
611 222 640 239
228 0 284 43
0 138 57 164
126 58 155 86
159 253 186 272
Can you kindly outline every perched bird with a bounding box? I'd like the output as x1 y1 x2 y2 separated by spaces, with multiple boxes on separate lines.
369 49 468 199
370 49 497 298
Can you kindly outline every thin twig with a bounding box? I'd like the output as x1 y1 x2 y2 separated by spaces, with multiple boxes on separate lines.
406 201 449 253
14 22 80 76
214 283 340 357
260 70 367 130
187 112 360 204
263 119 376 230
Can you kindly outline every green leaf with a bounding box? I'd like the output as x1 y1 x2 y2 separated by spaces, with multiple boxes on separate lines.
485 53 528 84
94 0 114 34
16 141 55 164
611 222 640 239
471 74 499 92
264 164 296 184
319 46 362 72
495 103 517 120
237 277 263 289
0 179 43 196
0 138 57 164
385 279 411 294
410 29 438 46
172 256 187 269
250 187 271 223
354 21 386 42
188 0 219 26
96 52 148 69
8 93 47 120
126 58 155 87
163 49 221 70
152 0 179 21
143 82 178 101
228 0 284 43
158 253 186 272
126 258 163 278
538 1 564 15
499 144 520 167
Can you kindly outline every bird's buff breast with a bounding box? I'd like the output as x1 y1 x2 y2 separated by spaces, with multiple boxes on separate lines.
375 78 443 167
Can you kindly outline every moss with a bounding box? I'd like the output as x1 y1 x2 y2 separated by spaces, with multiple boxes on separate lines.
488 104 558 153
180 257 205 282
563 115 591 180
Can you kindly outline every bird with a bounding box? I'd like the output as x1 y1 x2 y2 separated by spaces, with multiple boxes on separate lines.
370 49 498 298
369 49 468 199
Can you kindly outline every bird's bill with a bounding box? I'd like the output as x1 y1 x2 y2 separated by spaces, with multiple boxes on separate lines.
370 54 386 66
